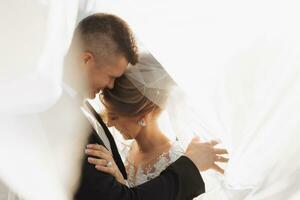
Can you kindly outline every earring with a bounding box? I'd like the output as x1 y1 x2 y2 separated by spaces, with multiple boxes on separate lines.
138 119 146 127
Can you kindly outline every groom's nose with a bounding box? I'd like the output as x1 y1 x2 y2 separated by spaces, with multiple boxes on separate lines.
107 78 115 89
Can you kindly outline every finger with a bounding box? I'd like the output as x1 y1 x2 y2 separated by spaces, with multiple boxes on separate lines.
214 148 228 155
96 145 112 155
211 164 224 174
86 144 105 151
87 144 112 155
192 136 201 142
209 140 219 146
200 142 211 146
86 149 111 161
86 143 99 148
215 156 229 163
85 149 111 161
193 141 211 146
95 165 115 175
87 157 107 166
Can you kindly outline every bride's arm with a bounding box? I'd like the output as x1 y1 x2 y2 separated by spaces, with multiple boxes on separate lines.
85 144 126 185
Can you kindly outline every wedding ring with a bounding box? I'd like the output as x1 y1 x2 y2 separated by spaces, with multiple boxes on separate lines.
106 161 113 168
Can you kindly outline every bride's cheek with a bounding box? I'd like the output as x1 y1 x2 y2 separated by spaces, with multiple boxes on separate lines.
119 130 130 139
123 129 131 138
116 125 129 138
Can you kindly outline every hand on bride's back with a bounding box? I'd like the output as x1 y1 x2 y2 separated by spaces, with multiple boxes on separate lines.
185 137 228 174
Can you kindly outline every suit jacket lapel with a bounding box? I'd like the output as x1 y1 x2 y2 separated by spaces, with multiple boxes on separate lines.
84 101 127 179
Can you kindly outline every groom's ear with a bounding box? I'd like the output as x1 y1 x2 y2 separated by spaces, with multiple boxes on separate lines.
80 51 96 65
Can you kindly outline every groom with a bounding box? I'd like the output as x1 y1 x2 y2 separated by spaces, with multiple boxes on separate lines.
44 13 216 200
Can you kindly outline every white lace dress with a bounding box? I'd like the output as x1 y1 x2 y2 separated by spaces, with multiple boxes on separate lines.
124 143 183 187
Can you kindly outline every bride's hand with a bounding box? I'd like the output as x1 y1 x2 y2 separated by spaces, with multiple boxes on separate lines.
185 137 229 174
85 144 126 185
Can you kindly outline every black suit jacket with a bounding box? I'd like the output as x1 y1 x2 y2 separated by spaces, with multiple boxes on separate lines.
40 90 205 200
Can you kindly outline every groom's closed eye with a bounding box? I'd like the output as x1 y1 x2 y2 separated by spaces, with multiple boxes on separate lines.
107 74 122 89
109 75 120 83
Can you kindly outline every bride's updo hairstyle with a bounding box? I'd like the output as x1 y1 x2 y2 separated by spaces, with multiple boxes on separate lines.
100 53 174 117
100 76 158 117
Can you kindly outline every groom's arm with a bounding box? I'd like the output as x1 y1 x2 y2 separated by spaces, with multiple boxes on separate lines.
74 155 205 200
131 156 205 200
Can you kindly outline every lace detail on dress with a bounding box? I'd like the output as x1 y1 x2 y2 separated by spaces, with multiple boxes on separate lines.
125 143 183 187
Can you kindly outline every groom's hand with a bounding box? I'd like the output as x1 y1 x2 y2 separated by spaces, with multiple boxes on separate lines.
185 137 228 174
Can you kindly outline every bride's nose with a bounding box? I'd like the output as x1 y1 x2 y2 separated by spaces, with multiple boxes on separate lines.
107 120 113 127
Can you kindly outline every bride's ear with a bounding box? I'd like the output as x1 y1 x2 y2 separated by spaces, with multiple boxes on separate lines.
137 114 148 127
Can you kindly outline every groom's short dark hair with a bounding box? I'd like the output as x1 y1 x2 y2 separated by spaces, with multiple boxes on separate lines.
75 13 138 65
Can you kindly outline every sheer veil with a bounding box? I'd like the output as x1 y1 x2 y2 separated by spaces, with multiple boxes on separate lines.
124 52 218 146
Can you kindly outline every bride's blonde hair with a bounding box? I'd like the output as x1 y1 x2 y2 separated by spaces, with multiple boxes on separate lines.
100 75 165 117
100 52 173 118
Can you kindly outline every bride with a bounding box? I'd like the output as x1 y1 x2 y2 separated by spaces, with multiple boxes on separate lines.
85 52 228 188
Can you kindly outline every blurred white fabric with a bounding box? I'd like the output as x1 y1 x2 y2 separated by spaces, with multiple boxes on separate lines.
1 0 300 200
0 0 91 200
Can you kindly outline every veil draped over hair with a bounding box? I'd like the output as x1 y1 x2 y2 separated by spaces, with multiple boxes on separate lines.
124 52 216 145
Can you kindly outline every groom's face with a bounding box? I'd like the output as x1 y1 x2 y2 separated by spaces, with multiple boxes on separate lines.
83 54 128 99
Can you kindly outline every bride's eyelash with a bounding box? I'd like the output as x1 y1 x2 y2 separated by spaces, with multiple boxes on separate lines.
109 115 118 120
